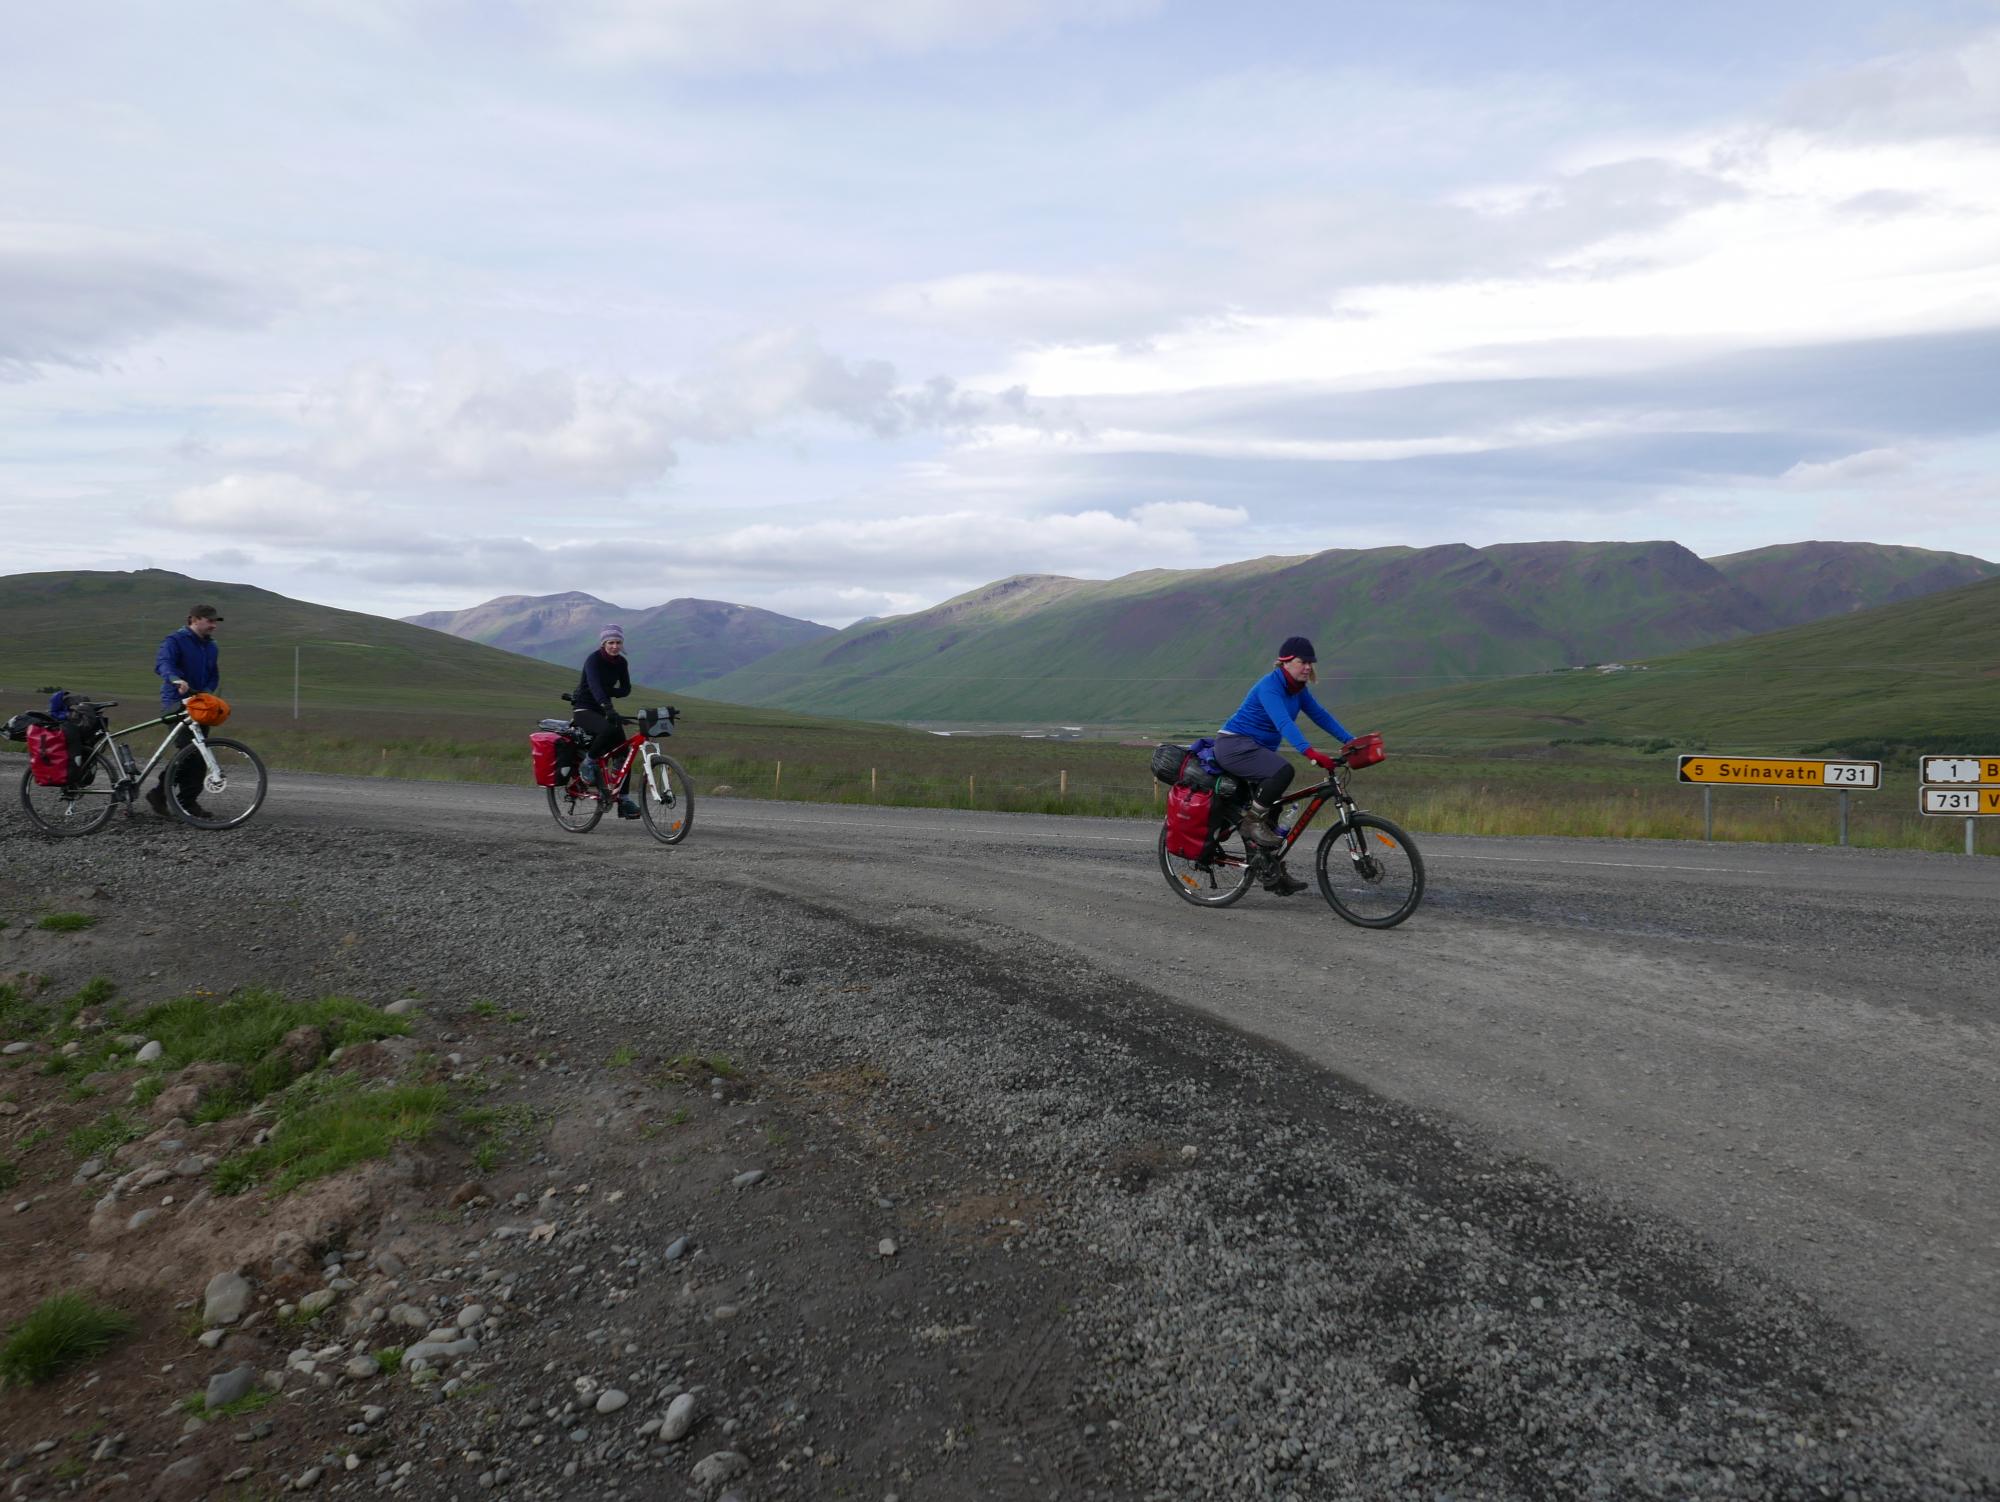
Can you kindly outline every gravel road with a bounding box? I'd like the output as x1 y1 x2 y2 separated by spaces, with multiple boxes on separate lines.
6 771 1996 1499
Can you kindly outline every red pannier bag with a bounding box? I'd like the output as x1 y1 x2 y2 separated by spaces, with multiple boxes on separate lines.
1164 783 1213 860
27 725 71 787
1345 732 1386 769
529 731 561 788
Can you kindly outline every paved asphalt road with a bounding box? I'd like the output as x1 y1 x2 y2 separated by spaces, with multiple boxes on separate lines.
276 773 2000 1403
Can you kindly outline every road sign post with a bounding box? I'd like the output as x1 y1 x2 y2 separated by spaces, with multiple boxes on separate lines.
1918 755 2000 856
1676 755 1881 845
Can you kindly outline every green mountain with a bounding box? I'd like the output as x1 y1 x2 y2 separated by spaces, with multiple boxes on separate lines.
695 541 1781 723
696 539 1993 727
1365 575 2000 749
403 591 833 688
1710 541 1998 627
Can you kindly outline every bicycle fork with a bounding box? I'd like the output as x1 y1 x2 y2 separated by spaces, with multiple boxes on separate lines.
640 744 675 804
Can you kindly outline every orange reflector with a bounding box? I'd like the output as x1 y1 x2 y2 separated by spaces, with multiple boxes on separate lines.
1375 833 1396 849
1179 875 1196 889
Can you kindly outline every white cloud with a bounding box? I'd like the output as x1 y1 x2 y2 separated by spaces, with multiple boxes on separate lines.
274 334 1050 495
1783 26 2000 140
0 225 275 378
1779 447 1913 489
533 0 1162 70
170 474 355 539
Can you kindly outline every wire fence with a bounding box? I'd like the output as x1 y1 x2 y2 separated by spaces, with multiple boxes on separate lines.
148 745 1990 855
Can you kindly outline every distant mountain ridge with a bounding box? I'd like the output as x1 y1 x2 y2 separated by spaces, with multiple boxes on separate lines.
404 593 834 690
694 539 1996 725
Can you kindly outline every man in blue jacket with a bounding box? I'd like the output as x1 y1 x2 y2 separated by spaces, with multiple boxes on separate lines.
147 604 222 816
1215 635 1354 896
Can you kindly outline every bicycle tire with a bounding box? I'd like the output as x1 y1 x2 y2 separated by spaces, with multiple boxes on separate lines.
547 779 606 833
17 747 119 837
166 737 268 830
638 752 694 846
1314 813 1424 929
1158 824 1255 908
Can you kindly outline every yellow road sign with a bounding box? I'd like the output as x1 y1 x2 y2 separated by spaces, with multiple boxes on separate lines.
1676 756 1880 789
1921 787 2000 816
1920 755 2000 785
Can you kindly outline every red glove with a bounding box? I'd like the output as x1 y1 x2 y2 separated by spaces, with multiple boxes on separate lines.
1304 747 1340 770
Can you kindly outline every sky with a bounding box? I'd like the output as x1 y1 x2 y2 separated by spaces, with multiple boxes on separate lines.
5 0 1999 626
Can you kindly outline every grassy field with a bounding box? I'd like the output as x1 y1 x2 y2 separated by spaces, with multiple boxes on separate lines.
2 568 1992 854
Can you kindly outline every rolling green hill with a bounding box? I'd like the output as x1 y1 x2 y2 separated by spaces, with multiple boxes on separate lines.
0 569 889 758
404 591 833 687
1363 575 2000 750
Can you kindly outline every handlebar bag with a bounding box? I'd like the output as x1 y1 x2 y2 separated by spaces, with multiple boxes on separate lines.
1345 733 1385 769
529 731 561 788
1164 783 1213 860
184 692 231 726
27 725 72 787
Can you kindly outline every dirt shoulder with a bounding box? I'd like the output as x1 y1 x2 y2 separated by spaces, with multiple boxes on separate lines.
1 810 1995 1500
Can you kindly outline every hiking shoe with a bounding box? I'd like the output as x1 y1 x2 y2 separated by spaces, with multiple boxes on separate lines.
144 784 168 816
1239 800 1285 849
1262 861 1308 897
182 802 215 822
616 794 642 820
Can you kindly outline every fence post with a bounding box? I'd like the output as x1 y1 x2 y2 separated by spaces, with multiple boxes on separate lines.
1838 790 1850 846
1060 768 1067 799
1970 818 1978 857
870 766 877 797
968 774 975 805
1703 786 1713 841
775 760 781 794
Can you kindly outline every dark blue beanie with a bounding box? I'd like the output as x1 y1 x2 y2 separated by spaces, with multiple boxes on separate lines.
1278 636 1316 662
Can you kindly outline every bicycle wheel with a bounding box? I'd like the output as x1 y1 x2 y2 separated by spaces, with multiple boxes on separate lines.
166 737 268 830
1158 824 1255 908
17 747 119 837
638 752 694 846
547 778 605 833
1315 813 1424 929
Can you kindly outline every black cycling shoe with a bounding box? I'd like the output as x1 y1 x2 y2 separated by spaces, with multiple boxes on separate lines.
616 795 642 820
1262 861 1308 896
182 802 216 822
144 785 168 816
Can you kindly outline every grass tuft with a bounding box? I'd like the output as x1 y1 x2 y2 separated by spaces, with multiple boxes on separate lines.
213 1078 448 1196
0 1292 134 1387
35 913 97 933
373 1345 403 1375
67 1111 143 1160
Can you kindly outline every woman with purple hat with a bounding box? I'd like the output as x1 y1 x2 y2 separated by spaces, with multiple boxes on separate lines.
573 625 640 819
1214 636 1355 896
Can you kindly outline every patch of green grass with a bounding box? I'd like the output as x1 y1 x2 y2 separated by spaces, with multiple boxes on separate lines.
459 1102 541 1176
606 1045 637 1068
469 1000 498 1019
66 1111 143 1160
0 1159 16 1191
18 1126 53 1152
64 1079 98 1102
134 990 408 1073
51 1457 87 1481
213 1078 448 1197
0 1292 135 1387
35 913 97 933
504 1010 527 1024
130 1074 165 1109
373 1345 403 1375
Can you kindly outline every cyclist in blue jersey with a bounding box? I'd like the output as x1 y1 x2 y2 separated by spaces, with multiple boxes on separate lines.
1215 635 1354 896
